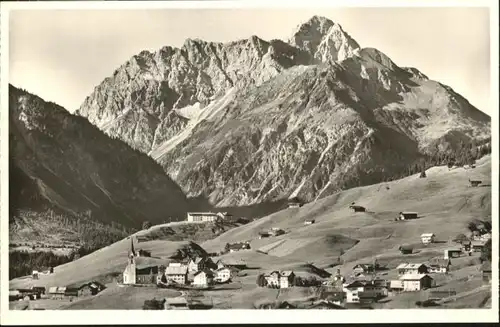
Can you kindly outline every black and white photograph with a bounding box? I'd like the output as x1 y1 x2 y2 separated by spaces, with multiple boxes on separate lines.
1 0 498 324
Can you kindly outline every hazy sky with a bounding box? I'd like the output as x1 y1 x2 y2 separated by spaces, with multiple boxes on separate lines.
9 7 492 114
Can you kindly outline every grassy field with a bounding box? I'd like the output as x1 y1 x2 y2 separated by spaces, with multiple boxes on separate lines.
8 156 492 309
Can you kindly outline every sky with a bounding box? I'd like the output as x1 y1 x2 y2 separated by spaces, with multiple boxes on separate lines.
9 6 492 114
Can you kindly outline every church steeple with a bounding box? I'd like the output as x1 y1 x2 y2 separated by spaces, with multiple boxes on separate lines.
129 236 136 258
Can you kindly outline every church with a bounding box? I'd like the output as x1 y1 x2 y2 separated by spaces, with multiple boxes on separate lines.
122 238 159 285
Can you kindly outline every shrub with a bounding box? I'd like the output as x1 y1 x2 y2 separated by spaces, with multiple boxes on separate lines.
142 221 152 230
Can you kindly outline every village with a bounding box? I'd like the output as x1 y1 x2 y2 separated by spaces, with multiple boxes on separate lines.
9 178 493 311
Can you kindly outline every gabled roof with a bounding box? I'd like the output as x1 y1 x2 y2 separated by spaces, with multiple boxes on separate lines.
399 274 432 281
309 300 346 309
188 212 218 216
428 258 450 267
165 265 188 275
192 257 205 264
166 297 188 305
194 269 214 277
344 280 366 288
353 263 374 269
421 233 435 237
406 263 426 269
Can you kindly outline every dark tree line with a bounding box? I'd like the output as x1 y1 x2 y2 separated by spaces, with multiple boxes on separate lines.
9 250 72 280
481 239 492 263
337 139 491 190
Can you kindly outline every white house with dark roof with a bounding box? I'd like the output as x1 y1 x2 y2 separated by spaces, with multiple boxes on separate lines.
186 212 219 223
427 258 451 273
279 271 295 288
398 212 418 220
399 274 434 291
214 267 231 283
420 233 436 244
164 264 188 285
396 263 429 275
193 269 214 287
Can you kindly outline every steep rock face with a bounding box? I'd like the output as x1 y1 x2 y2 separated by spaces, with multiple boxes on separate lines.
76 35 314 153
76 16 490 207
9 85 193 228
288 15 361 63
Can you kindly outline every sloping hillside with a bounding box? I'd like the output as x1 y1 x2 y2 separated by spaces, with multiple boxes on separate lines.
202 155 491 270
9 155 491 309
9 85 194 231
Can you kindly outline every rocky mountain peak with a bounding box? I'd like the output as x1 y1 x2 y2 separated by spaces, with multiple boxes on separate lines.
289 15 360 63
75 16 490 208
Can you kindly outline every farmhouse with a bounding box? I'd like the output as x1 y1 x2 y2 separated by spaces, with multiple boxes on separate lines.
32 286 46 295
389 280 404 292
444 248 462 259
186 212 219 223
399 245 413 255
32 270 40 280
214 267 232 283
165 297 189 310
308 300 346 310
163 264 188 285
48 286 66 299
304 219 315 225
481 261 492 282
321 289 345 305
472 232 491 242
279 271 295 289
396 263 429 275
258 231 271 239
264 271 281 288
225 242 251 253
469 179 482 187
64 288 79 298
287 197 303 208
352 264 376 274
427 258 451 274
399 274 434 291
219 259 247 270
269 227 286 237
420 233 435 244
193 269 214 287
349 205 366 213
471 241 486 252
78 281 106 296
398 212 418 220
188 257 216 273
343 280 386 303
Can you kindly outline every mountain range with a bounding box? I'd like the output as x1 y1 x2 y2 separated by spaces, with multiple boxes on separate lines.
75 15 490 207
